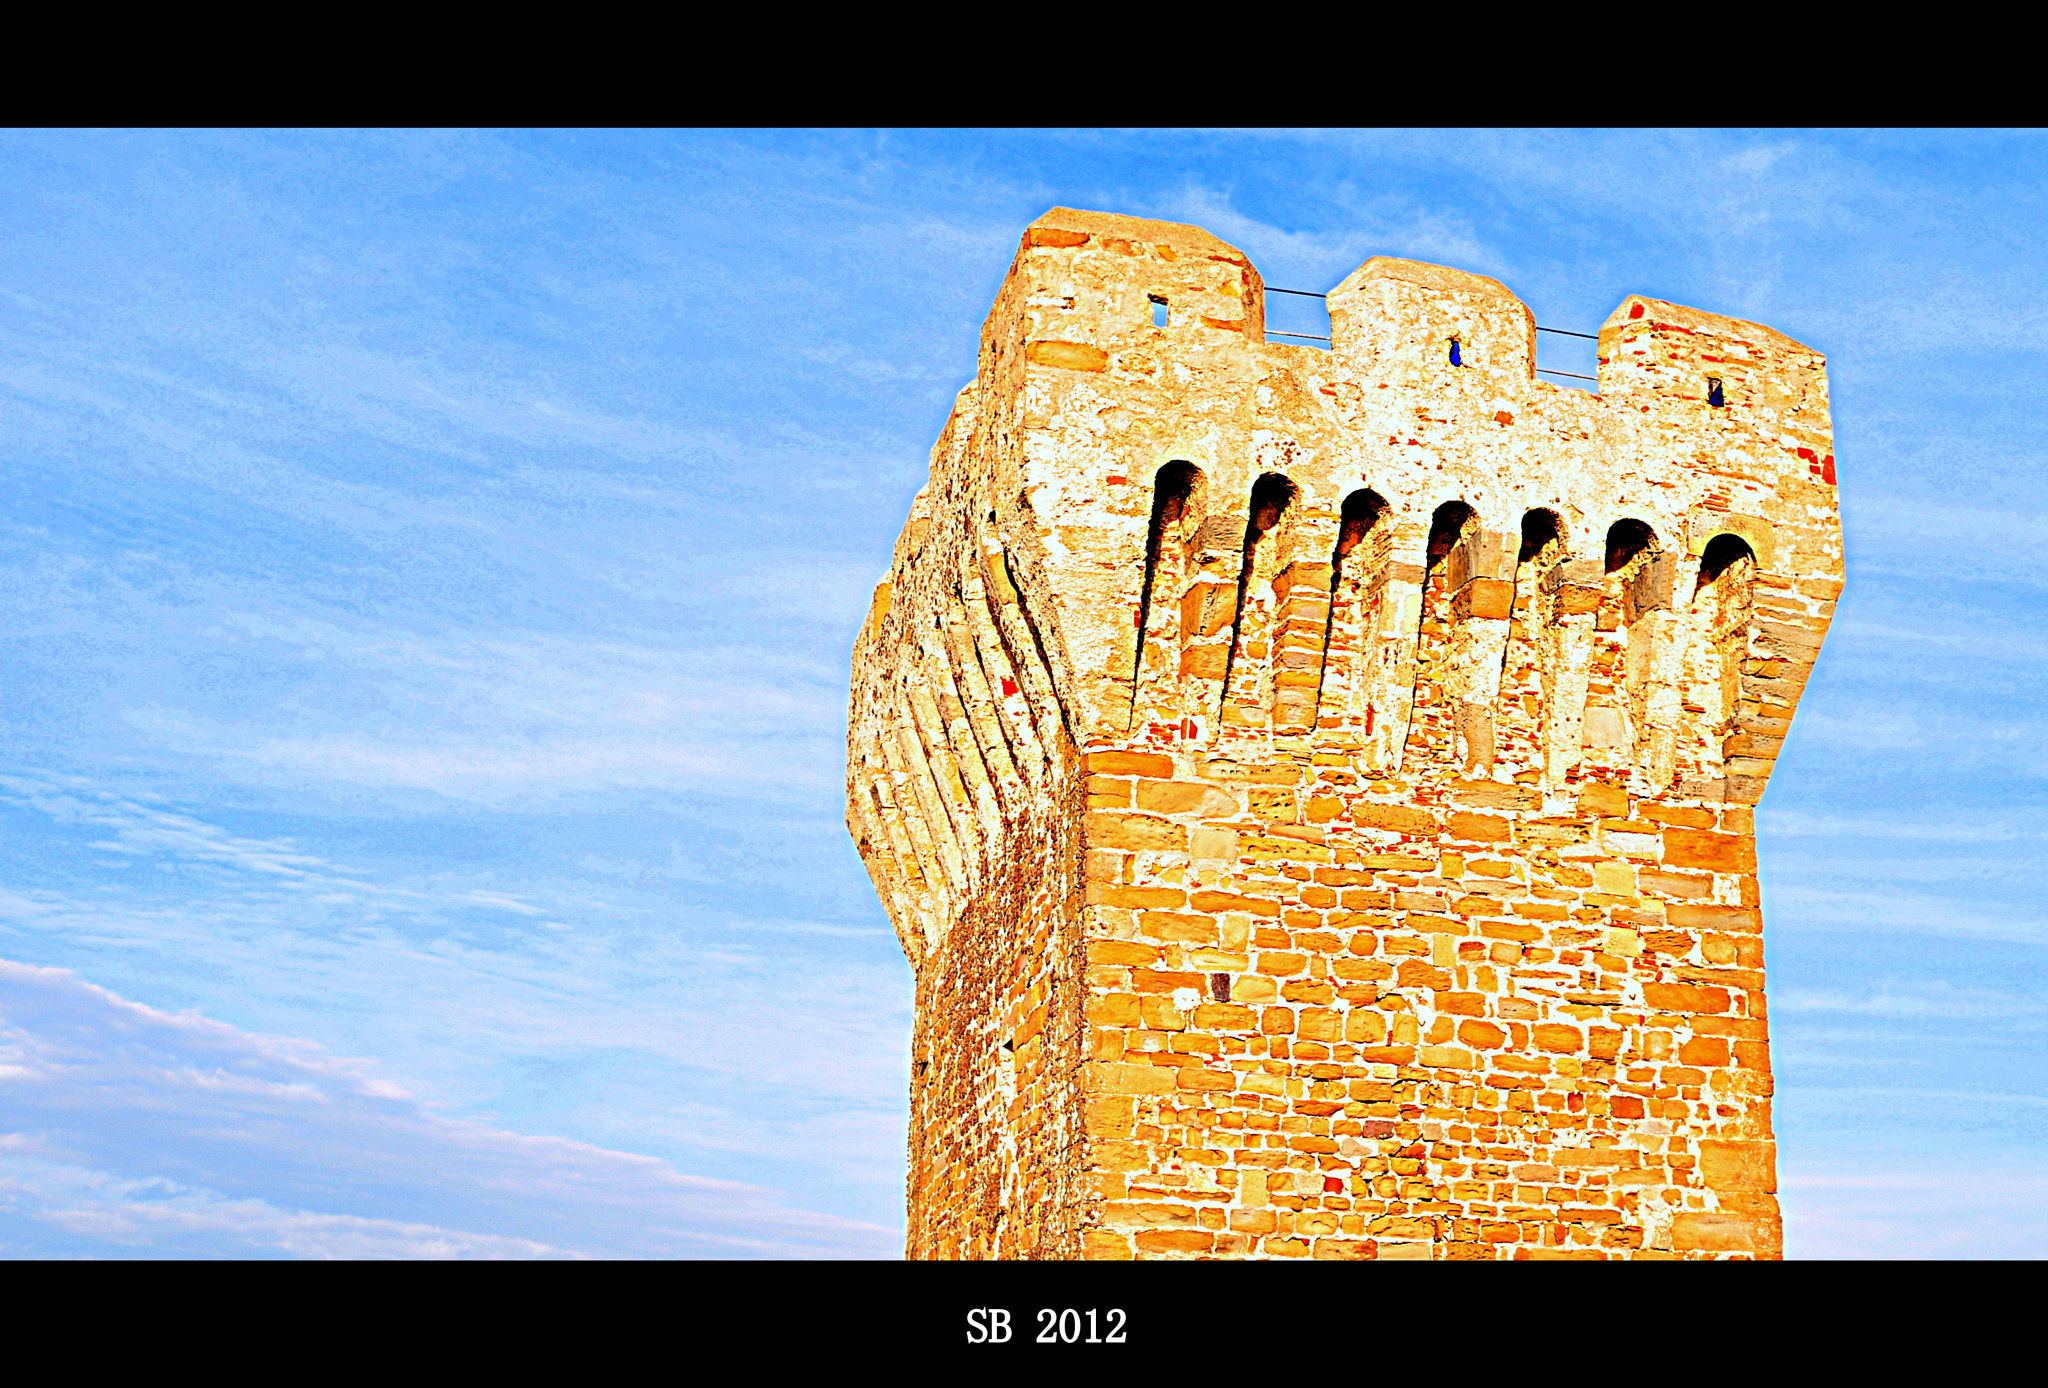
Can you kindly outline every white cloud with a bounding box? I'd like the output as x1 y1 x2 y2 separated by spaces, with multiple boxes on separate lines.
1776 982 2048 1023
1762 808 2048 844
4 771 369 881
0 961 896 1259
1782 1158 2048 1260
1765 883 2048 948
1846 495 2048 589
93 613 850 807
2 1150 578 1260
1 775 912 1186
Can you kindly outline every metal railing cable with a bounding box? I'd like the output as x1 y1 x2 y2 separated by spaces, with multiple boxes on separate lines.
1259 286 1600 378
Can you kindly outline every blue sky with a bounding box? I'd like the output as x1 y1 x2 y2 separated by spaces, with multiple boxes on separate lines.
4 129 2044 1259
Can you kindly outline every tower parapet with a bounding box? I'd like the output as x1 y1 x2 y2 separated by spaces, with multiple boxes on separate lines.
848 207 1843 1260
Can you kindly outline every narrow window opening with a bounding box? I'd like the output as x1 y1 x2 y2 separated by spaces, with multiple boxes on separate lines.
1605 519 1658 574
1219 473 1297 714
1448 336 1463 367
1335 491 1383 565
1428 501 1477 573
1128 461 1202 731
1695 533 1756 591
1411 501 1479 767
1518 509 1565 566
1150 295 1169 328
1209 972 1232 1002
1314 488 1390 730
1706 376 1726 408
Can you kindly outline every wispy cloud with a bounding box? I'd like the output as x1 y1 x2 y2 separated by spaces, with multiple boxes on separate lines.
1845 495 2048 590
1777 983 2048 1024
0 961 896 1259
1 770 912 1226
1781 1156 2048 1260
1763 808 2048 844
1767 882 2048 948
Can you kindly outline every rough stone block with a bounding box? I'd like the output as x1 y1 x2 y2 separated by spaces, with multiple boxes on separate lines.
1662 828 1757 873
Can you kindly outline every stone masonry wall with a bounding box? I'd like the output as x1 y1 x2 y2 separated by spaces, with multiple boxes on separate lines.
847 208 1843 1260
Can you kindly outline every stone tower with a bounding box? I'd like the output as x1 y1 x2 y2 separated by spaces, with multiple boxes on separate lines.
846 208 1842 1260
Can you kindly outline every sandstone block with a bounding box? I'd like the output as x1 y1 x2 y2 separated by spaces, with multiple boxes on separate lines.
1452 577 1514 620
1083 1230 1134 1260
1087 884 1187 909
1314 1238 1377 1260
1447 812 1512 843
1369 1217 1437 1241
1086 993 1142 1026
1086 750 1175 778
1094 1062 1176 1096
1668 903 1762 932
1140 913 1220 945
1670 1212 1758 1253
1354 804 1437 835
1192 890 1281 917
1679 1036 1731 1067
1192 1002 1254 1030
1578 783 1628 818
1131 968 1206 993
1137 780 1239 817
1103 1200 1195 1227
1645 982 1733 1015
1699 1139 1776 1193
1552 1148 1640 1167
1025 339 1109 371
1662 828 1757 873
1089 812 1188 853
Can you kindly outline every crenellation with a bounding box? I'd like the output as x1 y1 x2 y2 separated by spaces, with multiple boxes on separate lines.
850 206 1842 1260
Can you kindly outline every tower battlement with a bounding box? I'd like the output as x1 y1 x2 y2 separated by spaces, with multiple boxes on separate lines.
848 208 1843 1260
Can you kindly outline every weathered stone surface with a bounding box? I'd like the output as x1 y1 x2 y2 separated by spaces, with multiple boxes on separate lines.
849 206 1842 1262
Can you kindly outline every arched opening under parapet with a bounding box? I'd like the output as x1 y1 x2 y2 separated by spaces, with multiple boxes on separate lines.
1605 518 1659 574
1406 502 1483 770
1579 519 1666 781
1336 488 1390 564
1519 508 1565 567
1128 461 1204 732
1246 472 1297 546
1427 501 1479 574
1495 509 1570 777
1317 489 1393 734
1219 473 1298 718
1696 532 1756 591
1679 532 1759 786
1144 461 1202 568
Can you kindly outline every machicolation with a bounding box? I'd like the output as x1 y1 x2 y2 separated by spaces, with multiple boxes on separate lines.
847 207 1843 1260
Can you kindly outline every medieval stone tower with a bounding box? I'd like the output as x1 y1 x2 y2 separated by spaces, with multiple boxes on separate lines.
846 208 1841 1260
